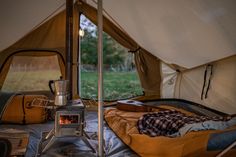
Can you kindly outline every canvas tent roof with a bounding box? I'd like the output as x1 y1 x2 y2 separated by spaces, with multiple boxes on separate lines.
0 0 65 52
99 0 236 68
0 0 235 114
1 0 236 68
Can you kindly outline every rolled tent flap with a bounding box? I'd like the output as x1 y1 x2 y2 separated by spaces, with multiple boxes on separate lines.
135 50 161 96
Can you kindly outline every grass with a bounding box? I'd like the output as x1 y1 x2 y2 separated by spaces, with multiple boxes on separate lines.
3 70 143 101
2 70 61 91
81 71 143 100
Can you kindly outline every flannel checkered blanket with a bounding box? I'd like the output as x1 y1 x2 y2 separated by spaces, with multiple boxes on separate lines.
137 109 231 137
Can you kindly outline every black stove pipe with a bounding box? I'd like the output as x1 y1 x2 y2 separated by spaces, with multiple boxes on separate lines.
65 0 73 100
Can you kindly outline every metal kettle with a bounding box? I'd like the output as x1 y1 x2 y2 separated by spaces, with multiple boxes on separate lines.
49 77 69 106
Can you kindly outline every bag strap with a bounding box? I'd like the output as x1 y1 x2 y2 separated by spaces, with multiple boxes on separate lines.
22 95 26 124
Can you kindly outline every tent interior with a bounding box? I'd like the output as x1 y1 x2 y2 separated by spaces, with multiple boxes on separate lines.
0 0 236 157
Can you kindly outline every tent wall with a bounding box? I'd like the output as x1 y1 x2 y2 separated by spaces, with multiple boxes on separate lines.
1 1 235 111
0 7 79 97
174 55 236 114
0 51 65 91
0 0 65 52
160 62 177 98
0 2 162 98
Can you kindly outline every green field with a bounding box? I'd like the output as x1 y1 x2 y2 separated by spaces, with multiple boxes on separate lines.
3 70 143 100
81 71 143 100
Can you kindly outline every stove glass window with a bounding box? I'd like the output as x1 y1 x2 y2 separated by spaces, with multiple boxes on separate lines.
59 115 79 125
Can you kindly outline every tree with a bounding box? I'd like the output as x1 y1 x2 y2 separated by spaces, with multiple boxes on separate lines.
81 29 97 66
81 29 127 65
103 32 127 65
80 15 132 70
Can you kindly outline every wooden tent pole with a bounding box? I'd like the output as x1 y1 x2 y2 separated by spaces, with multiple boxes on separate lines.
97 0 104 156
65 0 73 100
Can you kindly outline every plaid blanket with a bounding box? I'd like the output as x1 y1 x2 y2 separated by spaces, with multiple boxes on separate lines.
137 109 231 137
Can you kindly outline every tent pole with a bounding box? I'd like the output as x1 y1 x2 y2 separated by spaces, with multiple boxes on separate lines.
65 0 73 100
97 0 104 156
77 13 81 96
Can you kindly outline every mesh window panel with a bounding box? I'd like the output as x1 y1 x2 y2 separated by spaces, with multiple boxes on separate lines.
2 55 61 92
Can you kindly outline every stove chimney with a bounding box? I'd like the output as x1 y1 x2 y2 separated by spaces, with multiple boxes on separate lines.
65 0 74 100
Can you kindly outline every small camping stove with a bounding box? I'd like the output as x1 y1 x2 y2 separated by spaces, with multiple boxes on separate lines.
41 99 96 154
55 100 84 137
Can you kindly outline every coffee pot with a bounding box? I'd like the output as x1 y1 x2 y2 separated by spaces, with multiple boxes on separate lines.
49 77 69 106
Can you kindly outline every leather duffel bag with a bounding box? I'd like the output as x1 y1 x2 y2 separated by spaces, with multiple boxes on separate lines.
1 94 48 124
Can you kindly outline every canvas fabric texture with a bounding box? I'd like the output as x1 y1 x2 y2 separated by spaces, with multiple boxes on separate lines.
175 55 236 114
0 7 78 96
160 62 177 98
0 1 162 98
0 1 235 112
92 0 236 68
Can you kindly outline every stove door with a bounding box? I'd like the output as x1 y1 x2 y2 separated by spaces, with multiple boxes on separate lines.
55 110 83 137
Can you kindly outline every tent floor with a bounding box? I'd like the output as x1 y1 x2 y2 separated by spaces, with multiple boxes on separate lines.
0 111 138 157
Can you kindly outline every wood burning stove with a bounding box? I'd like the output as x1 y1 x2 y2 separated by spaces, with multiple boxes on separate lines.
41 99 96 154
55 100 84 137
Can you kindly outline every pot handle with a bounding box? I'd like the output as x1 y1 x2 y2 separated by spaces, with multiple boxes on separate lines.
48 80 55 94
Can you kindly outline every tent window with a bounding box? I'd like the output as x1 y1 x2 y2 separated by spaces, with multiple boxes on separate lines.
2 55 61 92
80 15 143 100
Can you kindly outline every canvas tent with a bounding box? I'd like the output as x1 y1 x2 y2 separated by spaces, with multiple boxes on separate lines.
0 0 235 113
0 0 236 156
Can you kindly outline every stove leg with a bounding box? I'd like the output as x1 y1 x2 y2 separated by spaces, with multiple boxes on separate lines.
83 131 91 139
81 136 96 153
45 128 54 140
42 136 57 153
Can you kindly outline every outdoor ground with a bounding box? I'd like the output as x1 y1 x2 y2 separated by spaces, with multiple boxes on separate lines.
3 71 143 101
